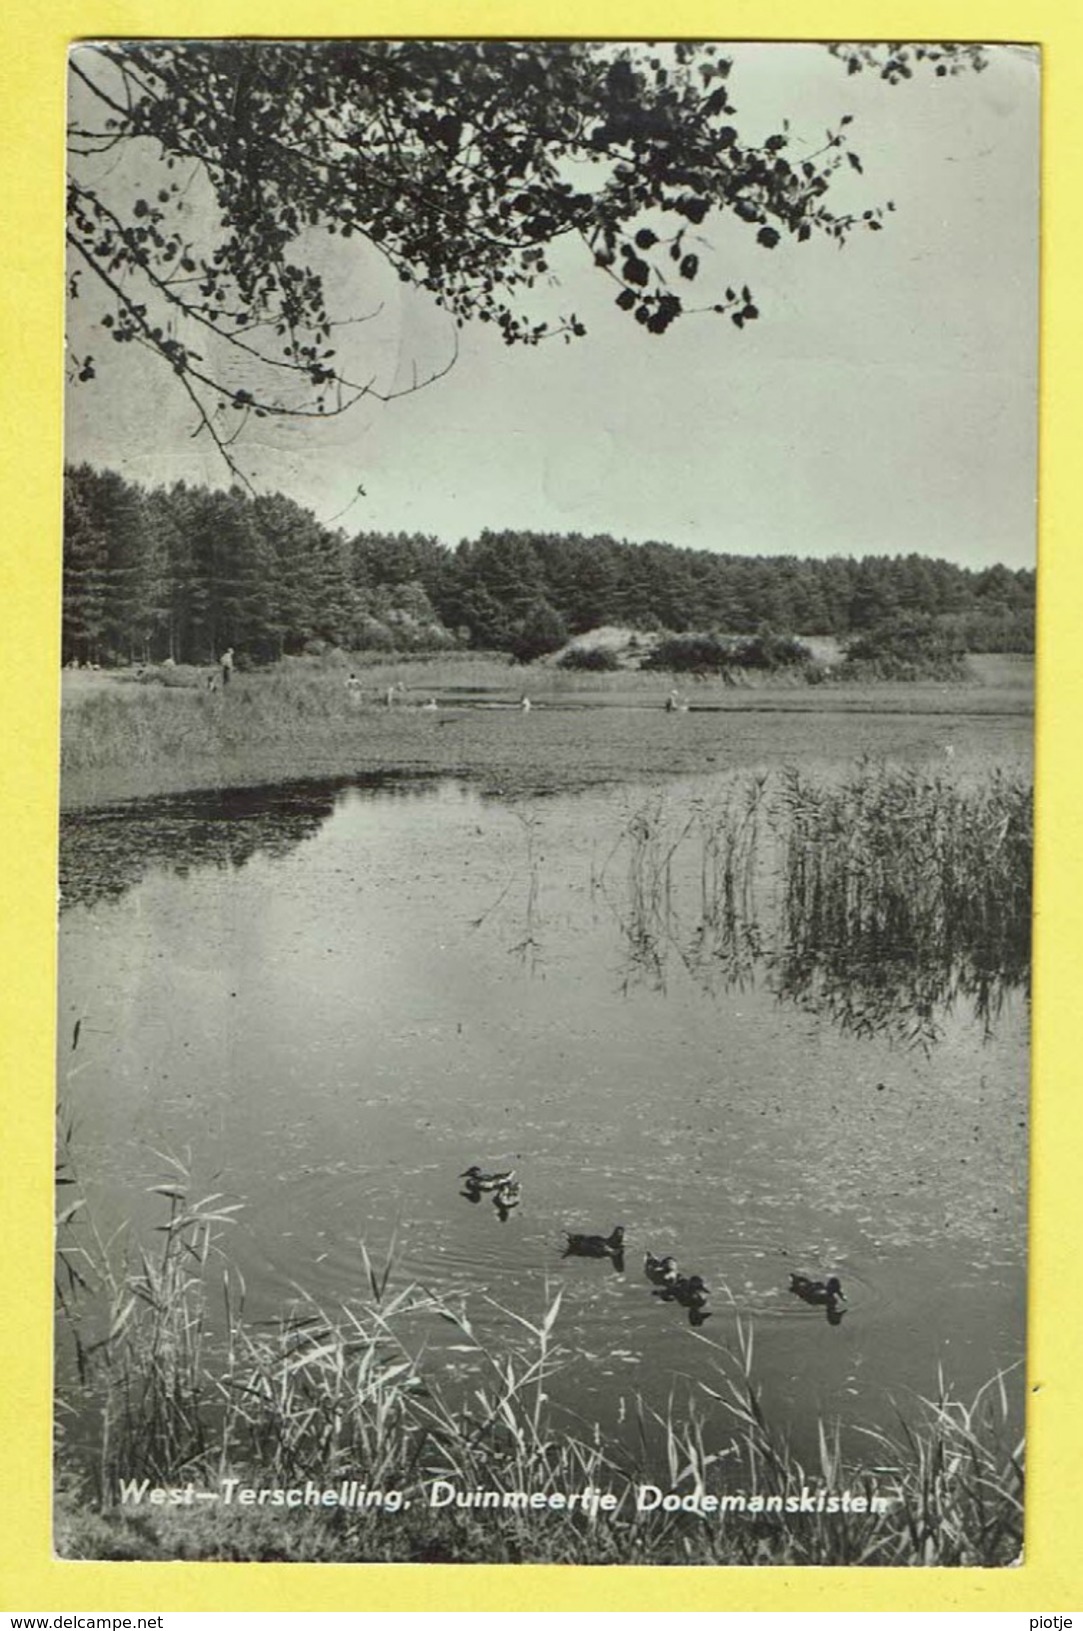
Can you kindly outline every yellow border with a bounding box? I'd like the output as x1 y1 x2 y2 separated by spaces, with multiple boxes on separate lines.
2 3 1080 1611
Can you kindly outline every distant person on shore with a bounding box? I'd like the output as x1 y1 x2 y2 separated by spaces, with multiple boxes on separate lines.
345 672 363 704
220 647 234 687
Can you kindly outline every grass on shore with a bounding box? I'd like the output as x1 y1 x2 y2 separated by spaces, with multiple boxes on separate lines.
59 652 1033 812
59 654 675 801
55 1152 1024 1567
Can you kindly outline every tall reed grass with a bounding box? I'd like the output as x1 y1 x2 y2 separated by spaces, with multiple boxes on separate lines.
776 763 1031 1043
591 764 1031 1043
55 1158 1023 1566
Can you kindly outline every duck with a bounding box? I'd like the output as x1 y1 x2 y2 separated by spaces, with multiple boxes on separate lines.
493 1178 521 1213
671 1273 710 1309
644 1251 679 1287
789 1272 845 1307
655 1273 710 1307
460 1165 517 1193
563 1225 625 1258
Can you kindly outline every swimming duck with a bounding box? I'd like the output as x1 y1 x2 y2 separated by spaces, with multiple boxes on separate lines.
652 1272 710 1308
644 1252 679 1287
460 1165 517 1193
563 1225 625 1258
493 1178 521 1214
789 1272 845 1307
673 1274 710 1309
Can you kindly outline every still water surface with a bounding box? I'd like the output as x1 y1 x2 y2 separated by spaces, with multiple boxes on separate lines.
58 756 1029 1468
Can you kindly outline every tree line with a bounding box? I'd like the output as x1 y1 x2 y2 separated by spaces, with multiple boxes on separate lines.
63 463 1035 667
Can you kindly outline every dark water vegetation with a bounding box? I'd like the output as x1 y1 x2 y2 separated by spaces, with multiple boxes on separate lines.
58 774 438 911
55 1152 1022 1566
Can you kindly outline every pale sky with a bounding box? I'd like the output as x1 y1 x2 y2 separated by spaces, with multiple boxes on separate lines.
65 41 1039 569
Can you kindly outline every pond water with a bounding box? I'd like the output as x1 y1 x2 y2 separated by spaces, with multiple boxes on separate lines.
57 733 1030 1475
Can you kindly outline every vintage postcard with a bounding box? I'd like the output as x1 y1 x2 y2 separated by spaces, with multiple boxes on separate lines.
51 36 1038 1574
3 10 1075 1609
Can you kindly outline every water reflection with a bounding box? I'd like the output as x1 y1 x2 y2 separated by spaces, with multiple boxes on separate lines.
56 758 1029 1486
60 765 1031 1051
59 773 443 911
593 769 1031 1046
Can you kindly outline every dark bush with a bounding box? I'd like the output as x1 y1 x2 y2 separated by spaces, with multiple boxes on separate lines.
557 646 621 671
642 631 811 675
843 615 968 679
352 616 396 652
510 600 569 663
641 634 736 674
733 630 813 670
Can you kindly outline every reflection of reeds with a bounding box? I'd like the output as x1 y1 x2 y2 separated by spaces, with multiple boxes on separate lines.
593 780 769 996
470 810 545 968
593 766 1031 1043
55 1170 1023 1565
508 811 544 967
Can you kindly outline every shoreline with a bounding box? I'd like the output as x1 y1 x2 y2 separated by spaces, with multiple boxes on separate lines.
58 662 1034 814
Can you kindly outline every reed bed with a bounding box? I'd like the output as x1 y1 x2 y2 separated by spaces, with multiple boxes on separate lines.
775 763 1031 1043
592 763 1031 1042
55 1161 1023 1566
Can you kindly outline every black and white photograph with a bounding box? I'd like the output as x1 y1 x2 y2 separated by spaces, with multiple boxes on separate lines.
56 38 1036 1567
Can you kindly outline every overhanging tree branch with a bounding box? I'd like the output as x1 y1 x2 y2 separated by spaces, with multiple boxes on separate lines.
67 38 986 479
